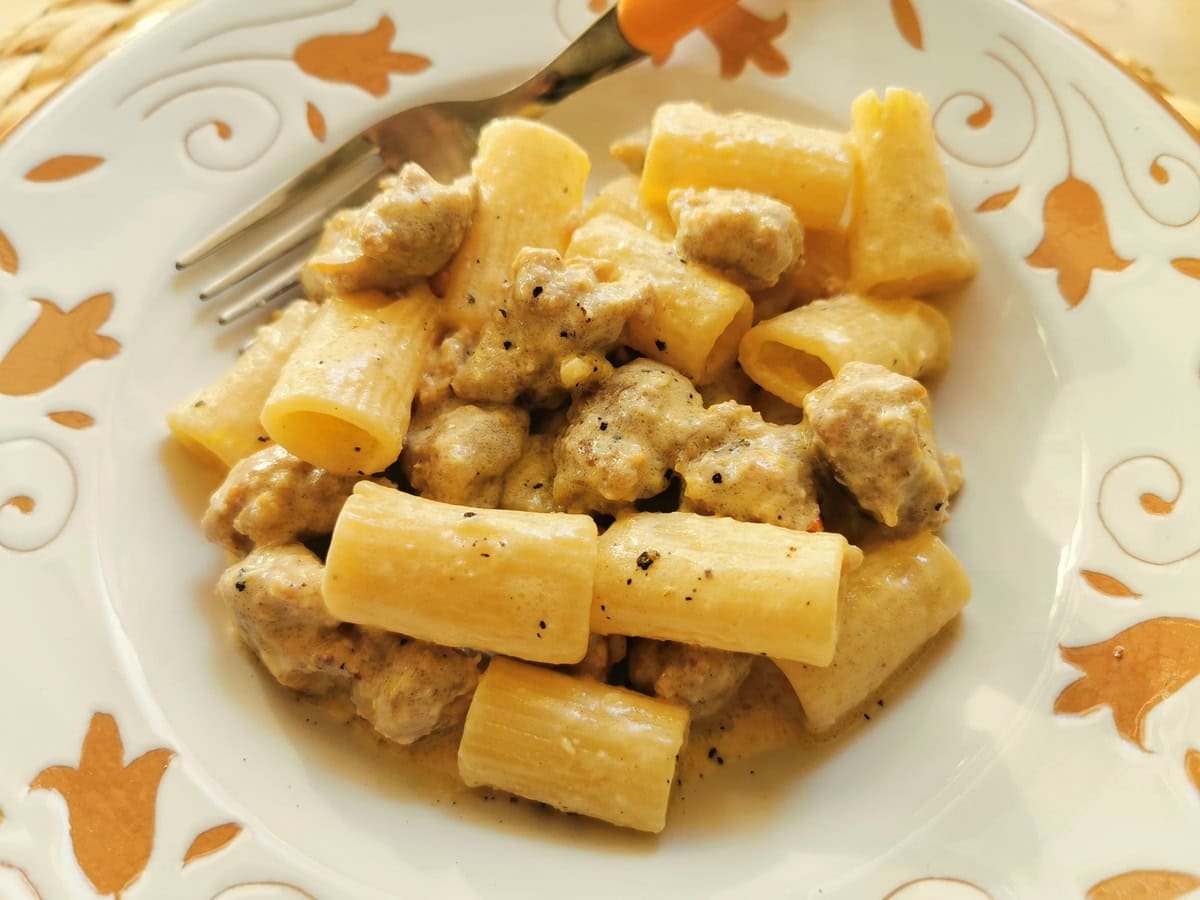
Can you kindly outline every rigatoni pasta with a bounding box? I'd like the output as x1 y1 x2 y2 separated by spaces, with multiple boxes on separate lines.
848 88 978 296
640 102 853 232
439 118 590 331
261 285 436 475
739 293 951 406
775 533 970 733
592 512 860 665
324 482 596 664
171 89 978 836
167 299 317 468
458 657 689 833
584 174 674 239
567 213 752 383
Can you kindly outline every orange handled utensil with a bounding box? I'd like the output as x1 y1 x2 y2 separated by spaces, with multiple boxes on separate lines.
618 0 741 57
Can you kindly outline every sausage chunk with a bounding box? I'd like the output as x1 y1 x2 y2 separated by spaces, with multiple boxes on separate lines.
452 248 651 407
803 361 957 534
669 187 803 291
553 359 705 514
203 444 379 554
628 639 753 721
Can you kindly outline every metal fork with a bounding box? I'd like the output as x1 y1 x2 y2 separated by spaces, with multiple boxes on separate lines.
178 0 740 325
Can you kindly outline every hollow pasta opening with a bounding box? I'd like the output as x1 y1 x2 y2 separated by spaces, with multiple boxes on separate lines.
756 341 832 404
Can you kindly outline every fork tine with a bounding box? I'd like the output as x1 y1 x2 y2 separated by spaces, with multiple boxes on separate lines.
198 153 388 300
216 257 306 325
177 136 382 270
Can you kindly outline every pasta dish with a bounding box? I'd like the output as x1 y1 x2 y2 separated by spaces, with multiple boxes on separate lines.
168 88 975 834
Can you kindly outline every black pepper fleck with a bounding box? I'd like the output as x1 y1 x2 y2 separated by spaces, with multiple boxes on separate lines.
234 581 246 592
532 482 543 490
532 285 543 297
636 550 659 570
463 512 476 518
599 422 608 431
711 472 723 484
256 436 269 442
539 620 547 629
503 340 513 350
707 747 717 759
499 308 508 318
655 339 666 351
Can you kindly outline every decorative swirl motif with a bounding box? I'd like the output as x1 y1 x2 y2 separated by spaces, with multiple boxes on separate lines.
0 438 77 553
934 50 1037 169
884 877 992 899
0 863 41 900
142 83 282 173
1072 84 1200 228
212 883 317 899
1098 456 1200 566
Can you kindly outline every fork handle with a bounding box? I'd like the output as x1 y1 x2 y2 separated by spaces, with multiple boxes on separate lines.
616 0 742 57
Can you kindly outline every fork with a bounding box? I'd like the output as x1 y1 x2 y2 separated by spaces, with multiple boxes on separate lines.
178 0 742 325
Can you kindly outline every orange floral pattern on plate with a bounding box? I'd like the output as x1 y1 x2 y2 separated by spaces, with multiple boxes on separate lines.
975 187 1019 213
0 293 121 397
580 2 789 80
1080 570 1141 599
1055 617 1200 749
2 495 34 514
293 16 431 97
1087 870 1200 899
0 229 17 275
184 822 243 865
23 155 104 182
697 6 789 79
305 102 327 142
47 411 95 430
1171 258 1200 280
31 713 174 898
1025 177 1132 307
1185 749 1200 792
890 0 924 51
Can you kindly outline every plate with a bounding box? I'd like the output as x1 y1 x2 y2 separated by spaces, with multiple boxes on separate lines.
1 1 1198 897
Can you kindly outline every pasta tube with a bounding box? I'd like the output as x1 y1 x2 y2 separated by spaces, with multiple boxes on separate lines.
584 174 674 239
458 657 689 833
640 102 852 232
592 512 860 665
440 118 590 331
261 285 436 475
775 533 971 733
167 300 316 468
848 88 978 296
567 213 752 384
324 483 596 664
738 293 951 406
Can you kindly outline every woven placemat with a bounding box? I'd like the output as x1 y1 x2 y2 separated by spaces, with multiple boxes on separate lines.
0 0 192 142
0 0 1196 144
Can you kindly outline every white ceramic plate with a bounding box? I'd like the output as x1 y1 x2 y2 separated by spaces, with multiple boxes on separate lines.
1 1 1199 897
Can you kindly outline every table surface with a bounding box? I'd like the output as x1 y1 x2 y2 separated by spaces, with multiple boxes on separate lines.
1032 0 1200 100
